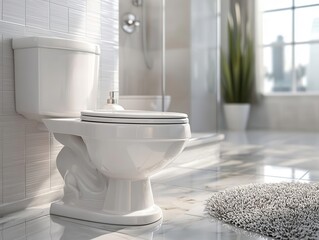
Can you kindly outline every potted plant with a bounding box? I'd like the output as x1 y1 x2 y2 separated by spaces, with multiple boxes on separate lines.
221 3 254 131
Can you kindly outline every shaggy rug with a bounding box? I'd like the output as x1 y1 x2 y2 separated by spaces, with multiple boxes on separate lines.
205 183 319 240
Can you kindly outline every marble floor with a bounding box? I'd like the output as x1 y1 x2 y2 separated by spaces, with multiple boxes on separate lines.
2 131 319 240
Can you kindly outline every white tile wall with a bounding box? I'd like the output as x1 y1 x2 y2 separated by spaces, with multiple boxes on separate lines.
25 123 50 198
49 3 68 33
0 128 2 205
0 0 119 213
0 0 2 21
3 0 26 25
26 0 49 29
50 135 63 190
3 36 14 91
69 9 86 35
68 0 86 11
2 125 26 203
0 35 2 92
87 0 101 38
50 0 68 7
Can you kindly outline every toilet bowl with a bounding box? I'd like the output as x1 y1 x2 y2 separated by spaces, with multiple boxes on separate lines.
44 110 190 225
12 37 191 226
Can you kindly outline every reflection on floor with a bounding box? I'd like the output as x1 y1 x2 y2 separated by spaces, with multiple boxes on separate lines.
2 131 319 240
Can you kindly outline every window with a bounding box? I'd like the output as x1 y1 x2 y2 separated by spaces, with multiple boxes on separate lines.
261 0 319 93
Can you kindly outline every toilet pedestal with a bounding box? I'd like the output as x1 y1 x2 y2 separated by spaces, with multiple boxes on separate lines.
51 200 162 226
51 133 162 225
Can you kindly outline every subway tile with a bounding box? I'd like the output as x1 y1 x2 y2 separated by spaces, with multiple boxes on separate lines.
2 36 14 91
101 0 118 44
86 13 101 39
101 17 119 43
101 44 119 75
101 0 119 35
67 0 86 11
0 0 2 21
3 0 26 25
68 9 86 35
2 91 16 115
0 116 27 127
0 35 3 91
0 128 3 204
0 0 119 210
3 164 25 203
0 93 2 118
87 0 101 39
50 134 64 190
49 3 68 33
26 124 50 165
101 0 118 14
3 125 25 168
26 0 49 29
26 161 50 198
26 124 50 198
49 0 67 7
87 0 100 14
25 26 53 38
0 21 26 36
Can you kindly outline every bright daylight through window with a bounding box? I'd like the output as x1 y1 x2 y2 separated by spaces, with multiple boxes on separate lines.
261 0 319 93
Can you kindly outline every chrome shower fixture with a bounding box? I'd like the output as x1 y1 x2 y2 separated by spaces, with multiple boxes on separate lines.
132 0 143 7
122 13 140 34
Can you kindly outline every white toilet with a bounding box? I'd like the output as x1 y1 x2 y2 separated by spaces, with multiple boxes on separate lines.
12 37 191 226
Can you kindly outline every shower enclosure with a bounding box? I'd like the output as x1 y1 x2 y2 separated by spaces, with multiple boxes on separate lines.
119 0 220 133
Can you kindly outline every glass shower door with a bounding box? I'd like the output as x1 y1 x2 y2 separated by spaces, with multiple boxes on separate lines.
165 0 220 133
119 0 166 111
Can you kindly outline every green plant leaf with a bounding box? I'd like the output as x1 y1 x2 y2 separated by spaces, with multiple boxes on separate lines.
220 3 254 104
221 51 234 102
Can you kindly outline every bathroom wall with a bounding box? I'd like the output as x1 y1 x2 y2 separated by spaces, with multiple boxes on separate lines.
249 96 319 131
119 0 163 96
165 0 191 116
0 0 119 215
166 0 219 132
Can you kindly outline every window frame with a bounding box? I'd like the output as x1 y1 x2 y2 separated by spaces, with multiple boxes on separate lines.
260 1 319 95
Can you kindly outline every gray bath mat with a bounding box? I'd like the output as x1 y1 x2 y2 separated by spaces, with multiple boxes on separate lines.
205 183 319 240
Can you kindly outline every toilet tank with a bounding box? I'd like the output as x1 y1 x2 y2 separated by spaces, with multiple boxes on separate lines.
12 37 100 121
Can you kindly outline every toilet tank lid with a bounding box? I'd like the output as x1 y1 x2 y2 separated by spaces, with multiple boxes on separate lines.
12 37 100 55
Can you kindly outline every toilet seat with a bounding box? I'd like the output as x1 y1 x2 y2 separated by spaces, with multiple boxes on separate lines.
81 110 189 124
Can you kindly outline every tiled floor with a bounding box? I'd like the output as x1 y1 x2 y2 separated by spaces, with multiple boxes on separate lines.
2 131 319 240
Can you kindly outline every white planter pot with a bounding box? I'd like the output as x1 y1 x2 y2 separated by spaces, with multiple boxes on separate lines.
224 104 250 131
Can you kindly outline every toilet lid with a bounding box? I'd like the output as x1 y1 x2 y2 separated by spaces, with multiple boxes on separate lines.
81 110 189 124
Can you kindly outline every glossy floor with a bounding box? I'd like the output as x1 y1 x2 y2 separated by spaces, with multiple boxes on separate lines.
2 131 319 240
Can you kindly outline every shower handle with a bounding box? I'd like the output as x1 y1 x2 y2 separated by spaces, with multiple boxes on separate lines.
122 13 140 34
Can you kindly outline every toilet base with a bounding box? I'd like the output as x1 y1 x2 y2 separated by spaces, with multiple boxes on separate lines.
50 201 163 226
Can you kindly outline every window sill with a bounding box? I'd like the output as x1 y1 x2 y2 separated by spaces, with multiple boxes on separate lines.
262 92 319 97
